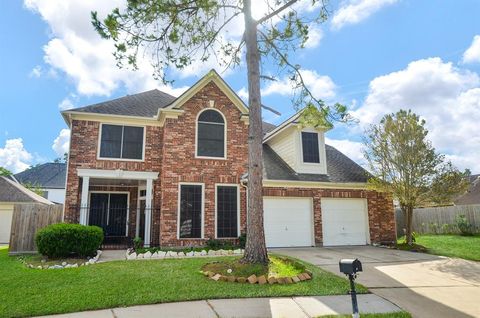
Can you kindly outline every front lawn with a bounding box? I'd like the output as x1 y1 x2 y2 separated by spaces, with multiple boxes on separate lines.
0 247 366 318
397 234 480 261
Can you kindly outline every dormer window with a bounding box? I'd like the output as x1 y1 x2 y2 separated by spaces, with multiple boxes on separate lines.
301 132 320 163
196 109 225 158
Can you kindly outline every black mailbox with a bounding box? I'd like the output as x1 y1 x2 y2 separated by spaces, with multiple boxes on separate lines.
339 258 363 275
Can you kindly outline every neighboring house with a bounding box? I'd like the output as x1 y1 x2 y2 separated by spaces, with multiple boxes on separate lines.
455 174 480 205
62 70 395 248
14 163 67 204
0 176 53 244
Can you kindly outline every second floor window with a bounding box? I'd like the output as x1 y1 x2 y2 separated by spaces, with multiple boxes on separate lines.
99 124 144 160
301 131 320 163
197 109 225 158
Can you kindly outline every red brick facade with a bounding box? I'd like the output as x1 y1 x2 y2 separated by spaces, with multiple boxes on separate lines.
64 80 396 247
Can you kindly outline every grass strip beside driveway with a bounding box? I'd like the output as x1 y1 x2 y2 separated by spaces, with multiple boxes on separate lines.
397 234 480 261
0 247 366 318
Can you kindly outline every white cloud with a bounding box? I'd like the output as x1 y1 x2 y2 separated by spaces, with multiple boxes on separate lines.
325 137 366 166
237 87 249 100
462 35 480 64
0 138 33 173
331 0 398 30
304 25 323 49
52 129 70 156
351 57 480 172
29 65 42 78
58 97 75 110
262 70 336 100
25 0 188 97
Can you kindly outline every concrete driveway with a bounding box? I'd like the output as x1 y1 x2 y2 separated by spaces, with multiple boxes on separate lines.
272 246 480 318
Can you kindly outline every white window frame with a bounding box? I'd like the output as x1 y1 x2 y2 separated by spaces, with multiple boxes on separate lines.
215 183 240 239
299 129 321 165
97 123 146 162
177 182 205 239
88 191 131 237
195 108 227 160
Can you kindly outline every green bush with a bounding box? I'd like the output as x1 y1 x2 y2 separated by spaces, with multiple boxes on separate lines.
36 223 103 258
132 237 144 250
455 215 474 236
238 233 246 248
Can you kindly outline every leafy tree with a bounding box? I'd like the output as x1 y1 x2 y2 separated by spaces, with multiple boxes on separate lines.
428 162 470 205
364 110 467 245
0 167 12 177
22 182 45 197
92 0 350 264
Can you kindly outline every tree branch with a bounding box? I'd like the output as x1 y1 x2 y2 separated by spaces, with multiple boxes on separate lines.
256 0 300 25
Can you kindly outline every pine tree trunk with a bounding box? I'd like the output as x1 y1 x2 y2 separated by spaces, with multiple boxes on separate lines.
241 0 269 265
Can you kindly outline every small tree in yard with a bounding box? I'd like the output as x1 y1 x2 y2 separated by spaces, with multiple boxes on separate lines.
364 110 469 245
92 0 350 264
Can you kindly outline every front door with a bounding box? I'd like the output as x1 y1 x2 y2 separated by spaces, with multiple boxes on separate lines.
89 193 128 237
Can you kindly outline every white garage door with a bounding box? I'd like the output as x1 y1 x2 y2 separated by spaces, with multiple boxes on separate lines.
321 198 369 246
264 197 314 248
0 205 14 244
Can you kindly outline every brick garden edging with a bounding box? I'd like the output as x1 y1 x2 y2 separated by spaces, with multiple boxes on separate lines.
201 269 313 285
125 248 245 260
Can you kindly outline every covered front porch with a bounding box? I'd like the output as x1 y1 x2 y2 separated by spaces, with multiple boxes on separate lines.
76 169 158 248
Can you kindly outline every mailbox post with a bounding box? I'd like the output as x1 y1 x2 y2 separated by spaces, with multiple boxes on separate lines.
339 258 363 318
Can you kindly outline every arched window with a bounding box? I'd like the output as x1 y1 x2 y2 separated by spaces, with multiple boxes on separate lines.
196 109 225 158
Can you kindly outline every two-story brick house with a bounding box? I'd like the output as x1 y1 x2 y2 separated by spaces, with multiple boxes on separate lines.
62 70 396 248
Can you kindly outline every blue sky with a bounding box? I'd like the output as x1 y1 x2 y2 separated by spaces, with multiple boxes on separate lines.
1 0 479 173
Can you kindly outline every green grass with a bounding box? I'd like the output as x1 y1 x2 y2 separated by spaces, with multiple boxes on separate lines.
397 234 480 261
202 255 305 278
0 246 367 318
319 312 411 318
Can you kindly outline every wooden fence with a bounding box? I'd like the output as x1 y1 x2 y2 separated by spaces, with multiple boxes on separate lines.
9 203 63 254
395 204 480 237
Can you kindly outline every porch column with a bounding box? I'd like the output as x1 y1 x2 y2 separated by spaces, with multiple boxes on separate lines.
144 178 153 247
79 176 90 225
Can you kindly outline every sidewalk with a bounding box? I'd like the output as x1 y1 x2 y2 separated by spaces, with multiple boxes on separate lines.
39 294 402 318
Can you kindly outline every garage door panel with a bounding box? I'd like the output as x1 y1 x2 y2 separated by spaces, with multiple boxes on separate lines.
264 197 313 248
321 198 368 246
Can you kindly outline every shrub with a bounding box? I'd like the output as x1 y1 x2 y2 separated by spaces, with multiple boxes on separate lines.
238 233 246 249
132 237 144 250
36 223 103 258
206 238 234 250
455 215 474 236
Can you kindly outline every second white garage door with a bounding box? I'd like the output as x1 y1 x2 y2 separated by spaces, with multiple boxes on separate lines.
0 204 14 244
264 197 314 248
321 198 369 246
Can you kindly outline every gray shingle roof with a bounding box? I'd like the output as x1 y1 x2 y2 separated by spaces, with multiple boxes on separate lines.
454 174 480 205
263 144 369 183
262 121 277 135
15 163 66 189
68 89 177 117
0 177 53 204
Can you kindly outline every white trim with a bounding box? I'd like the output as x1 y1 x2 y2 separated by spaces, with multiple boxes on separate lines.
195 108 227 160
263 179 368 189
77 168 158 180
136 185 146 238
214 183 240 239
177 182 205 240
88 191 130 237
263 108 331 143
163 69 249 114
97 123 146 162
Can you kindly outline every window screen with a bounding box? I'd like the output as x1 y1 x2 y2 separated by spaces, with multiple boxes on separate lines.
197 110 225 158
216 186 238 238
179 185 202 238
99 124 143 160
301 132 320 163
